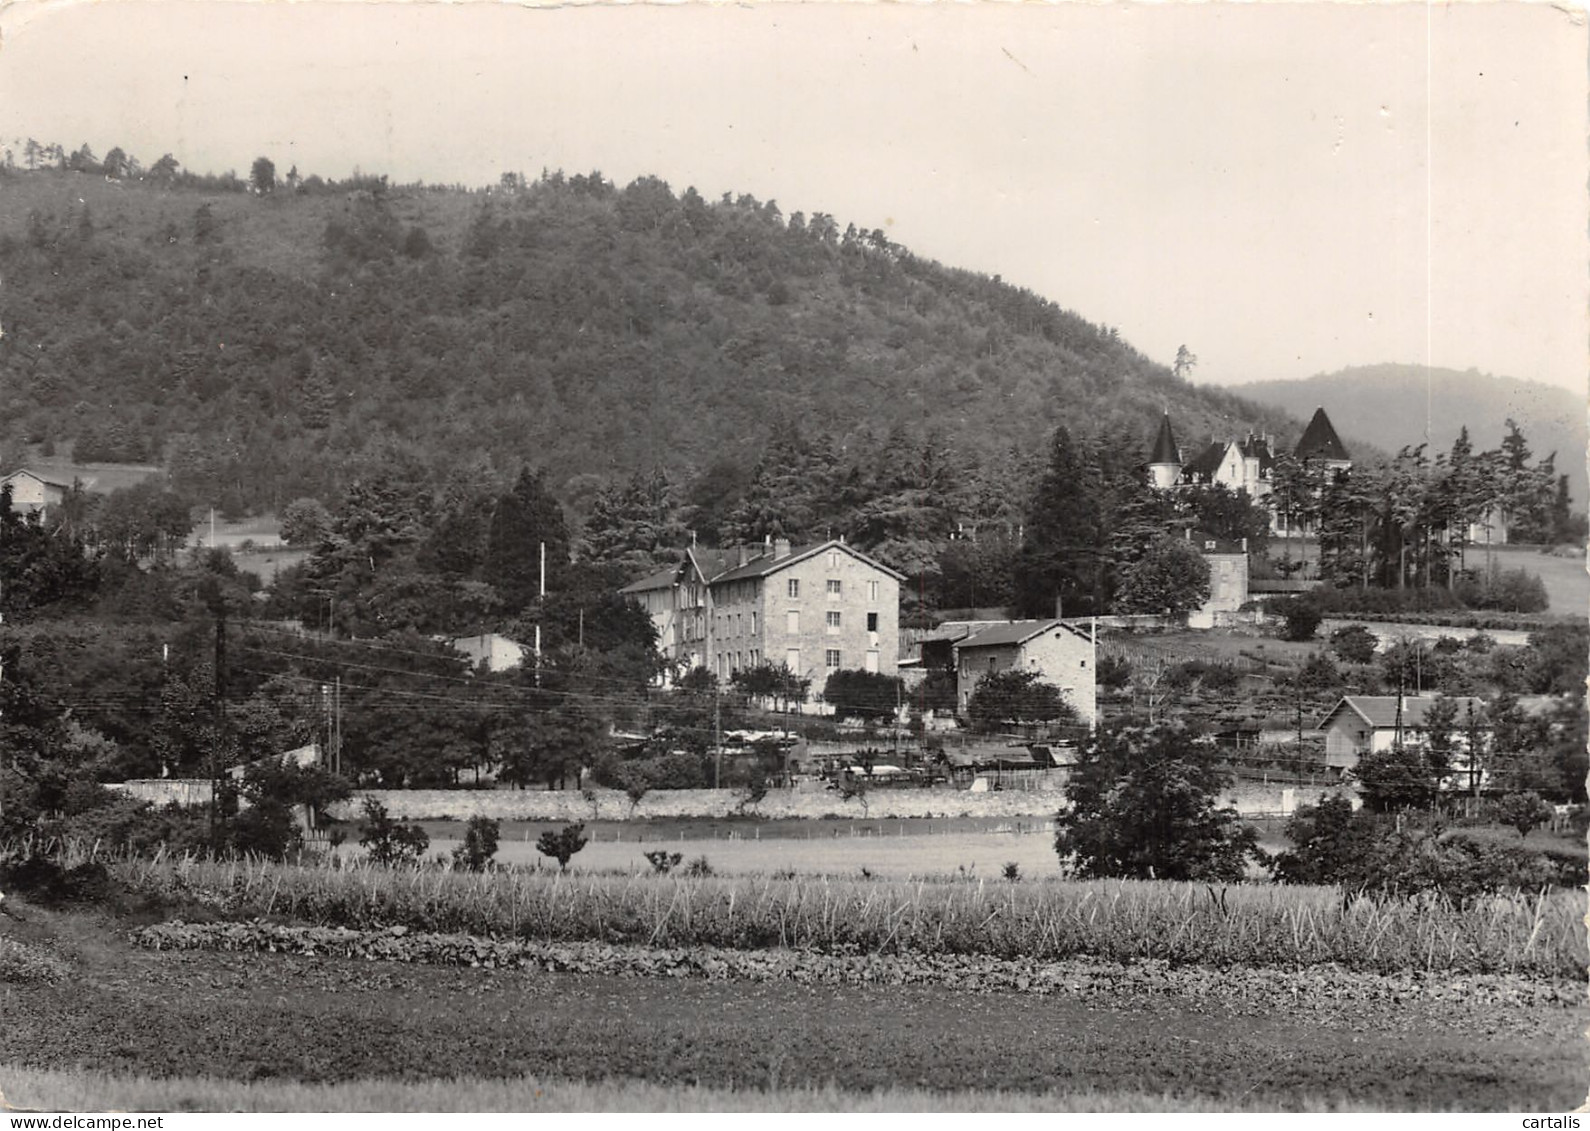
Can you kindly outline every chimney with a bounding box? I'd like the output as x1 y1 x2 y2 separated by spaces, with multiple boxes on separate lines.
774 537 791 560
1241 537 1248 553
1054 594 1064 619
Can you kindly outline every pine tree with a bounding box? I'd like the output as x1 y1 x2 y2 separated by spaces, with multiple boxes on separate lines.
1014 425 1106 617
484 468 571 610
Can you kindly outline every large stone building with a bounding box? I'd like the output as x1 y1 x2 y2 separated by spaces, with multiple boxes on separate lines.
621 538 904 690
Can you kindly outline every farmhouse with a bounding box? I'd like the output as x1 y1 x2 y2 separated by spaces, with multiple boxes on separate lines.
1 468 74 515
621 537 903 690
951 618 1097 728
1317 694 1488 774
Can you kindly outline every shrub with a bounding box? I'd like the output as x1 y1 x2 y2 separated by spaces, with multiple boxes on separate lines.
684 854 714 877
1455 568 1549 613
535 823 588 872
1096 653 1132 692
1278 596 1323 642
644 850 683 875
1329 624 1378 665
358 799 429 867
451 815 500 872
1002 861 1021 882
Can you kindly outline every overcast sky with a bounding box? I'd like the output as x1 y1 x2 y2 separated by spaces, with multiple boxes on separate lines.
1 0 1584 394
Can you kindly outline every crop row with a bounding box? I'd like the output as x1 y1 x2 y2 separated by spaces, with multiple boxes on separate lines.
110 852 1586 979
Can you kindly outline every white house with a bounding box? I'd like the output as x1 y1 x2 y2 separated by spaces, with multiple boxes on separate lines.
451 633 528 673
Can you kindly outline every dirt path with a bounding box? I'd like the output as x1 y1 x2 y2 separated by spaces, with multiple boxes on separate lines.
2 907 1583 1110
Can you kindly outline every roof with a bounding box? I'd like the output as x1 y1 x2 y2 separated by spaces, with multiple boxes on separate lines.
710 539 906 584
619 564 683 594
1180 441 1229 480
1 468 74 490
957 619 1090 651
1295 407 1352 462
1318 695 1488 731
1237 434 1276 476
1149 414 1180 465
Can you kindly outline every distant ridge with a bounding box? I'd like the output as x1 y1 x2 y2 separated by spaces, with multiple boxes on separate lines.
1233 364 1586 506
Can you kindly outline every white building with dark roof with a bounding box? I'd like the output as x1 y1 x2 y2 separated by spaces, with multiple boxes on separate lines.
950 618 1097 728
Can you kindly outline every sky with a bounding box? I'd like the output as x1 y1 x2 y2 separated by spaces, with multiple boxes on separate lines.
0 0 1585 395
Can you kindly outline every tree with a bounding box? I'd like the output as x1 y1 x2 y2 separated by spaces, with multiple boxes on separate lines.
536 822 588 871
821 669 902 724
451 815 501 870
484 468 571 611
730 662 810 714
103 147 129 179
1172 345 1198 380
1329 624 1378 665
1494 792 1550 839
1272 794 1379 885
279 497 333 547
358 798 429 866
1113 536 1211 616
966 669 1076 734
1353 744 1444 812
250 156 277 194
1014 426 1106 617
1055 723 1259 881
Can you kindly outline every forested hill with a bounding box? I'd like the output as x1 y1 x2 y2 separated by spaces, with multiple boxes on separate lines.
1234 365 1587 508
0 163 1296 515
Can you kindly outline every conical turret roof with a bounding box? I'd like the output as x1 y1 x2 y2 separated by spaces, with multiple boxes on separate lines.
1295 407 1351 462
1149 413 1180 465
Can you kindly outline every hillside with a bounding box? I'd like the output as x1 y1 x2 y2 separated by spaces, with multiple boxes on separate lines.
0 164 1302 516
1233 365 1586 508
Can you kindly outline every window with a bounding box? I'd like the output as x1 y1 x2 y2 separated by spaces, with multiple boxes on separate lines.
826 579 842 597
827 550 840 569
826 611 842 632
786 648 801 671
787 610 800 634
867 580 879 602
864 650 879 673
866 612 878 633
787 579 800 599
825 649 842 671
750 611 758 636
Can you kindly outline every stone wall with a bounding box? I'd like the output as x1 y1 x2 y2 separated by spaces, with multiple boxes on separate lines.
326 777 1336 822
106 779 214 807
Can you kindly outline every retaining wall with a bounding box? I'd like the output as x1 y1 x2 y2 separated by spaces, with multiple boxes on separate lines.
326 778 1335 822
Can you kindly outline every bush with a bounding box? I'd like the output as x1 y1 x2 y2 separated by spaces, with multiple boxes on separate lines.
1329 624 1378 665
451 815 500 871
644 850 683 875
358 798 429 867
684 854 714 877
1278 596 1323 642
535 823 588 872
1096 653 1132 692
1455 568 1549 613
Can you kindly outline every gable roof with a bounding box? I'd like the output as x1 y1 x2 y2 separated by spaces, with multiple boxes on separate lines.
1149 414 1180 465
1318 695 1488 731
2 468 74 491
1180 441 1230 480
1295 407 1351 462
619 563 684 594
957 619 1090 650
1236 434 1276 476
710 540 906 584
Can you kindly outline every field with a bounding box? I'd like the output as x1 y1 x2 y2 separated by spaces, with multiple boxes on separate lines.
424 818 1062 878
6 824 1585 1112
1 902 1582 1113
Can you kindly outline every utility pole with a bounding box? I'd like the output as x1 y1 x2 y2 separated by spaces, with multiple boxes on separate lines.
534 541 544 686
713 678 722 790
210 609 227 846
